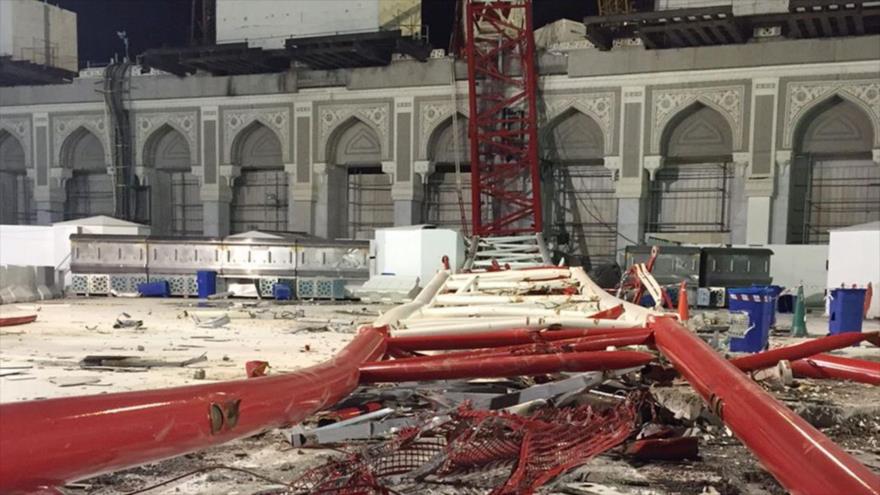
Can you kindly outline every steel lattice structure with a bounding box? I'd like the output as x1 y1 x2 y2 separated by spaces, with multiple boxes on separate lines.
465 0 543 236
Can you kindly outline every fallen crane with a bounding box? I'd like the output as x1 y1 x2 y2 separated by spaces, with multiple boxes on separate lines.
0 265 878 494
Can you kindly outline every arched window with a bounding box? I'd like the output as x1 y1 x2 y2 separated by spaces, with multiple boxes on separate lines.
229 122 287 233
788 97 878 244
541 109 616 266
647 103 735 241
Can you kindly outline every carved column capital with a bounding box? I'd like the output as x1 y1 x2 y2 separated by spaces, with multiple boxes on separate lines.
643 155 663 181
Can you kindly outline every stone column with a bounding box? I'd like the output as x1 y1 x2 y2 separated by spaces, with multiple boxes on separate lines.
745 79 779 245
31 113 63 224
290 103 315 234
391 97 421 226
198 106 231 237
615 87 647 262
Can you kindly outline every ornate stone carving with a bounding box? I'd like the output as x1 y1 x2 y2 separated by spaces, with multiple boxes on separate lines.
873 148 880 165
417 99 468 160
413 160 434 182
222 106 291 163
317 102 391 162
644 155 664 180
543 92 616 154
782 79 880 149
602 156 621 174
0 114 32 168
650 85 745 154
51 113 110 166
134 110 199 166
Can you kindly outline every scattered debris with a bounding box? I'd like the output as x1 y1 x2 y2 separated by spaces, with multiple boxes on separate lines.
192 314 230 328
79 353 207 369
49 376 103 387
112 313 143 329
0 314 37 327
245 360 269 378
192 369 206 380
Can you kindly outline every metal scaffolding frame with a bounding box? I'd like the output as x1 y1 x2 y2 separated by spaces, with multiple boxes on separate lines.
230 169 288 233
347 167 393 239
646 162 732 234
797 154 880 244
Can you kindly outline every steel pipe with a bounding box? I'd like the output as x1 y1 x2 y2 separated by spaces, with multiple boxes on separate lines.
382 329 655 366
650 316 880 495
387 326 649 351
373 270 450 328
0 327 388 493
359 350 654 383
730 331 879 372
790 353 880 385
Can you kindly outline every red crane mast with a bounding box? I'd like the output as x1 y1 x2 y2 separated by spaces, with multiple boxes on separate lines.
464 0 543 237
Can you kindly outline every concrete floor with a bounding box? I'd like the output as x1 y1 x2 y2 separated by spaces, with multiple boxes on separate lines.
0 297 877 494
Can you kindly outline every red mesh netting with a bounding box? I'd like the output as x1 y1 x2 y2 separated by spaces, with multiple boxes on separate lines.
290 398 638 495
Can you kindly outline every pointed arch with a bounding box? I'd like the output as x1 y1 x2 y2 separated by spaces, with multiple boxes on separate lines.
61 127 113 220
541 108 605 164
427 114 469 165
141 124 202 235
231 121 283 169
784 86 880 151
60 127 106 171
328 117 383 168
0 130 26 172
228 121 287 233
0 130 35 224
143 124 193 171
793 96 875 156
660 102 733 163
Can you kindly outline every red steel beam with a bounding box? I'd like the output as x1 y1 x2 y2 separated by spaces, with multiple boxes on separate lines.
0 327 388 493
359 350 654 383
790 353 880 385
650 316 880 495
387 326 648 351
382 329 654 366
730 331 879 372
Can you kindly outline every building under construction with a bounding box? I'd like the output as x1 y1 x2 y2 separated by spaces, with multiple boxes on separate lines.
0 0 878 494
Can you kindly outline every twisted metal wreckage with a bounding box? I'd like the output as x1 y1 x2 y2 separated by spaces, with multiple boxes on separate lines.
0 266 879 494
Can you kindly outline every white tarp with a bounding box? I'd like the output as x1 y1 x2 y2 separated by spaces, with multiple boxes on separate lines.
827 221 880 319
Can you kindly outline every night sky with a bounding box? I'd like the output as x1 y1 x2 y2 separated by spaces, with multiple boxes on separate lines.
54 0 596 68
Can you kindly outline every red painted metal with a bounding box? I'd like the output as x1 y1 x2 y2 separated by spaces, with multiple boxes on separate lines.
730 331 879 372
590 303 625 320
790 353 880 385
0 314 37 327
358 350 654 383
650 316 880 495
0 327 388 493
381 329 654 366
464 0 542 236
387 326 648 351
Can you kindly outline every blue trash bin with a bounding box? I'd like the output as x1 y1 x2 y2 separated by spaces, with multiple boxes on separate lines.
828 288 866 335
728 287 773 353
754 284 783 328
196 270 217 299
273 282 292 301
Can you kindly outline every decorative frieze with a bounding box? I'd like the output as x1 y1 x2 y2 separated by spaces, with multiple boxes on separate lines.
51 113 110 166
134 110 199 166
316 102 391 162
649 85 745 154
222 106 291 163
543 91 617 154
782 78 880 149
